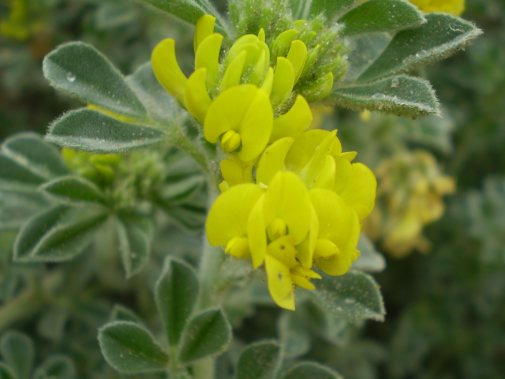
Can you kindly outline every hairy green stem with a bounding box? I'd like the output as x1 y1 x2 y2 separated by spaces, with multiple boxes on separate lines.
193 182 223 379
171 126 211 174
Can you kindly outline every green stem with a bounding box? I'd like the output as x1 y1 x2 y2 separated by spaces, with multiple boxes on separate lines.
171 126 211 174
193 358 215 379
193 182 223 379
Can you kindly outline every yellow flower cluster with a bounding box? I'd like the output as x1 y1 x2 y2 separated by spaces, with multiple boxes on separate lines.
152 16 376 310
410 0 465 16
365 151 455 257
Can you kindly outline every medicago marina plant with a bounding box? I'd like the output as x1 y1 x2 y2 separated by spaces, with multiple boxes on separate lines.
0 0 480 378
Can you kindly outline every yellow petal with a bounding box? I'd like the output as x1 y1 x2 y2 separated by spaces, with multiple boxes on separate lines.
313 155 336 190
267 235 298 268
248 195 267 268
204 85 257 142
285 129 331 172
291 273 315 291
271 95 312 142
295 205 319 268
151 39 187 103
195 33 223 91
272 29 299 57
256 137 293 186
220 156 253 187
337 162 377 221
271 57 296 106
194 15 216 52
264 172 311 244
225 237 250 258
221 51 247 90
265 255 295 310
261 68 274 95
287 40 308 83
184 68 212 123
236 88 274 161
206 184 263 247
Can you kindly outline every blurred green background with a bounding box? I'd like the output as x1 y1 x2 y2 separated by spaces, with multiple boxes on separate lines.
1 0 504 378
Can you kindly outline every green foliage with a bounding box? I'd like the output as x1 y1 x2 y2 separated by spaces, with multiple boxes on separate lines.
340 0 425 36
282 362 342 379
313 271 385 323
155 259 200 346
358 14 482 82
43 42 147 119
98 321 169 374
47 109 166 153
332 75 439 116
177 308 232 363
0 0 490 378
235 341 281 379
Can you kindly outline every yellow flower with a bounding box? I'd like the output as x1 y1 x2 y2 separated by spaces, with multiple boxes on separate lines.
410 0 465 16
206 130 376 310
366 150 455 257
151 15 314 152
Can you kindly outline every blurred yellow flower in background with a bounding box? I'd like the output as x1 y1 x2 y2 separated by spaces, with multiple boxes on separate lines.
366 150 455 257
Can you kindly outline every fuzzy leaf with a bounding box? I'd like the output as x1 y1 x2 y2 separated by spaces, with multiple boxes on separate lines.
0 191 47 231
0 331 34 379
359 13 482 81
155 258 199 346
282 362 342 379
0 364 15 379
43 42 147 119
332 75 439 117
289 0 353 19
98 321 169 374
278 313 310 359
46 109 165 153
116 213 153 278
41 176 106 205
126 63 179 123
32 356 76 379
353 235 386 273
110 305 144 325
140 0 228 34
235 341 281 379
2 133 69 180
313 271 385 323
341 0 425 36
0 154 47 191
14 205 108 262
177 308 231 363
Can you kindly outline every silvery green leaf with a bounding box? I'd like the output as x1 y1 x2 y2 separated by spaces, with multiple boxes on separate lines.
0 364 16 379
278 312 311 359
155 258 199 346
126 63 180 124
140 0 230 35
98 321 169 374
46 109 165 153
353 235 386 273
177 308 231 364
43 42 147 119
14 205 108 262
332 75 439 117
32 355 76 379
282 362 342 379
313 271 386 323
0 331 34 379
340 0 425 36
289 0 353 20
116 213 153 278
41 176 106 205
1 133 69 180
235 341 281 379
359 13 482 81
